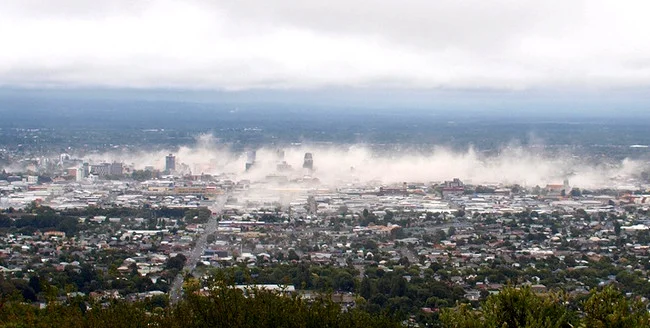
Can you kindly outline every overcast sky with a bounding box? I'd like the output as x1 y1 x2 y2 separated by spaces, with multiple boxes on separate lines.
1 0 650 91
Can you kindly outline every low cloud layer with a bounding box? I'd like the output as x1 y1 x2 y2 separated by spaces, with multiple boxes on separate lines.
84 134 648 189
2 0 650 90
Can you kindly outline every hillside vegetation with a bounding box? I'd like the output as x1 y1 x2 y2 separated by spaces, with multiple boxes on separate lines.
1 282 648 327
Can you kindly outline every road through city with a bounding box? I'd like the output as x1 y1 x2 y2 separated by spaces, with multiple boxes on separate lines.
169 194 227 304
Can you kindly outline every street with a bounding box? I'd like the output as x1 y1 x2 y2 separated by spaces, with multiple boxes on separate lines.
169 194 227 304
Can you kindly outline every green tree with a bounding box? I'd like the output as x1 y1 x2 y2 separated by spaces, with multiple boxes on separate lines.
440 303 483 328
165 254 187 271
583 285 650 328
441 286 575 328
0 280 401 327
287 249 300 261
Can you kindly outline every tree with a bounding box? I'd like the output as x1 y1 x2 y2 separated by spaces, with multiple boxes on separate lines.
0 214 11 227
333 271 355 292
206 234 216 244
440 303 483 328
359 277 373 300
287 249 300 261
28 276 42 294
165 254 187 271
389 277 407 297
0 280 401 327
131 169 154 181
433 229 447 243
397 257 410 267
583 285 650 328
441 286 575 328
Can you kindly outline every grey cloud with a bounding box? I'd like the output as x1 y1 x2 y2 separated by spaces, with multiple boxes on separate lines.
0 0 649 90
213 0 580 52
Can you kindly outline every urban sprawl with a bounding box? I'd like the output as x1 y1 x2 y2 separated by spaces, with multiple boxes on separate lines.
2 150 650 324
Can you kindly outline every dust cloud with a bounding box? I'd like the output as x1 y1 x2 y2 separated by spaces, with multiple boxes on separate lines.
83 134 647 189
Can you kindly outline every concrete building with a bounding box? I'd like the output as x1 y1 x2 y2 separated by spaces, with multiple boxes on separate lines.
91 163 111 178
110 162 123 176
76 167 85 181
442 178 465 198
245 151 256 171
303 153 313 171
165 154 176 172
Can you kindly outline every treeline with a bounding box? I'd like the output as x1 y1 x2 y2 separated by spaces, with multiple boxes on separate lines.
209 264 357 293
206 263 464 323
357 267 465 322
0 282 399 328
0 204 212 236
200 263 650 326
0 261 171 302
62 205 212 223
0 210 79 236
441 285 649 328
1 282 648 327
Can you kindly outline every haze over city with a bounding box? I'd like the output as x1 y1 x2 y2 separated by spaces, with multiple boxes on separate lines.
2 1 650 327
70 133 642 189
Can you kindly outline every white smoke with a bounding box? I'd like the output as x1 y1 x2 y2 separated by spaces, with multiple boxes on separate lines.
80 133 648 189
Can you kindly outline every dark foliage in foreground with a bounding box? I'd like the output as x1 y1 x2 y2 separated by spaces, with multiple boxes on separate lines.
2 281 649 327
0 281 399 328
441 285 650 328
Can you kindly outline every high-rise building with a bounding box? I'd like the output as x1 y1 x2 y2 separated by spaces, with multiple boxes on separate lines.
90 163 111 177
110 162 123 176
275 149 291 171
245 151 256 171
59 153 71 167
303 153 313 170
165 154 176 172
82 163 90 177
75 167 85 181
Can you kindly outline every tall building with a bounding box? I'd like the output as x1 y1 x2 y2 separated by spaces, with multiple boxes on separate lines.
75 166 85 181
165 154 176 172
82 163 90 177
245 150 256 171
303 153 313 170
110 162 123 176
275 149 291 171
59 153 71 167
90 163 111 178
